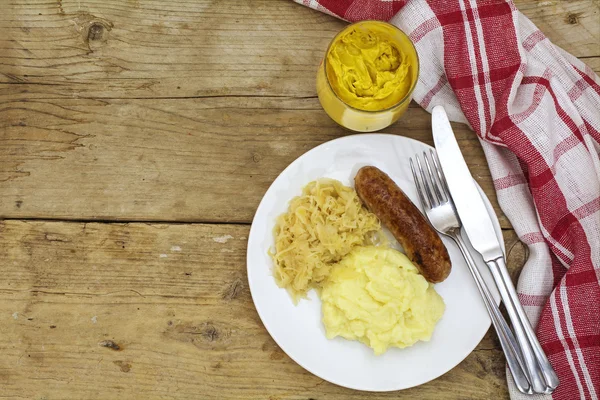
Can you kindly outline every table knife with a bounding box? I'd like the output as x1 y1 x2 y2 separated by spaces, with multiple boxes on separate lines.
431 105 559 394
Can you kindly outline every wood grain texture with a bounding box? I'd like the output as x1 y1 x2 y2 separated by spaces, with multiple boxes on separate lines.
1 0 345 99
0 96 505 226
0 220 528 400
1 0 598 99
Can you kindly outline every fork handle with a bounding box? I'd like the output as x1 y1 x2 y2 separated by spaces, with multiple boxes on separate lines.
487 257 559 393
449 232 532 394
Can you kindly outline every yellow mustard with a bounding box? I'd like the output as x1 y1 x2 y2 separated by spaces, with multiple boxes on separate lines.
317 21 419 132
326 25 411 111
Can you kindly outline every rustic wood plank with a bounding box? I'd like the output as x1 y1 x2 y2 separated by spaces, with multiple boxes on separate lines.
0 220 528 399
0 96 508 227
1 0 597 99
1 0 346 99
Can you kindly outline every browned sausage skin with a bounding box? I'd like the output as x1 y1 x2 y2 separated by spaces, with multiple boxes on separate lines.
354 166 452 283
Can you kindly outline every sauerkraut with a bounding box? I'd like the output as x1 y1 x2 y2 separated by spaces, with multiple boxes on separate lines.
271 179 383 302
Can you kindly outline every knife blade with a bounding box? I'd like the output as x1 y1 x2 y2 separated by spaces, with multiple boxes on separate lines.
431 106 503 261
431 105 559 394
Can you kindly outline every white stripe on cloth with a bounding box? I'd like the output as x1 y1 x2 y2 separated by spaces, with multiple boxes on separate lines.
467 0 496 136
560 286 599 400
550 291 586 400
457 0 487 135
538 220 574 267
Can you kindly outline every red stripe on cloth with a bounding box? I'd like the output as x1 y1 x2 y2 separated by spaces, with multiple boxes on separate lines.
537 299 580 400
447 64 520 90
573 64 600 97
548 206 594 246
553 135 582 166
474 2 512 19
544 338 567 356
572 196 600 220
313 0 353 19
584 120 600 144
520 231 545 245
435 9 465 25
345 0 407 22
520 75 546 86
493 173 526 190
476 0 521 140
420 74 447 108
578 334 600 350
522 30 546 52
409 17 440 43
566 269 600 287
549 211 578 245
554 289 593 400
518 293 547 307
492 115 515 137
435 2 512 26
558 220 597 397
562 253 600 398
545 335 600 356
529 167 555 189
568 78 590 102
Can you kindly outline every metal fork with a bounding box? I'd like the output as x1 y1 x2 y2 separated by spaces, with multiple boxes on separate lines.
410 150 533 394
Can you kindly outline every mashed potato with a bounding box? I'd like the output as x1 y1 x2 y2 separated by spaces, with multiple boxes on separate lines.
321 246 445 355
271 179 382 302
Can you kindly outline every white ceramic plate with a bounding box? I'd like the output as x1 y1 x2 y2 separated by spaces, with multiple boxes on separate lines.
247 134 503 392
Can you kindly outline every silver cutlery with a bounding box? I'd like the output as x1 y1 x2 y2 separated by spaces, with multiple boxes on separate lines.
410 150 531 394
431 105 559 394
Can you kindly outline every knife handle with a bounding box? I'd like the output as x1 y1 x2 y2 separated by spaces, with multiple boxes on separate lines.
492 257 560 393
486 257 559 393
450 234 531 394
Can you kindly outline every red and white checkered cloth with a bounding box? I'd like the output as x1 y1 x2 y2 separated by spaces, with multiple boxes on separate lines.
295 0 600 398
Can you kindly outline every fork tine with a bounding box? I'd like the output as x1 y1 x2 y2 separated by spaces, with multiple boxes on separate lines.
416 154 437 207
423 151 444 205
410 157 430 210
430 149 451 202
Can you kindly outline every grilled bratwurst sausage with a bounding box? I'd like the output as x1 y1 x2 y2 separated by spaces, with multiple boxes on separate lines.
354 166 451 283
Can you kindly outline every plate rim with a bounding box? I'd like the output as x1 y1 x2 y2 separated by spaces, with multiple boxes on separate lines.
247 133 503 392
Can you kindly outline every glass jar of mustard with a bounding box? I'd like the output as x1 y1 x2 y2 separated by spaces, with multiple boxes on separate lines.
317 21 419 132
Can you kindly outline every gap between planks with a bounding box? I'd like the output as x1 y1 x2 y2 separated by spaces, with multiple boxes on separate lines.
0 216 251 226
1 216 517 231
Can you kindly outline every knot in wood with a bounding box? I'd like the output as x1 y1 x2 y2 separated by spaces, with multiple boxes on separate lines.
88 23 105 41
98 340 121 351
201 323 220 342
565 13 581 25
75 14 113 48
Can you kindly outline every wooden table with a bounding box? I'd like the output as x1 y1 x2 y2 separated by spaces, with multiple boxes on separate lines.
1 1 598 398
